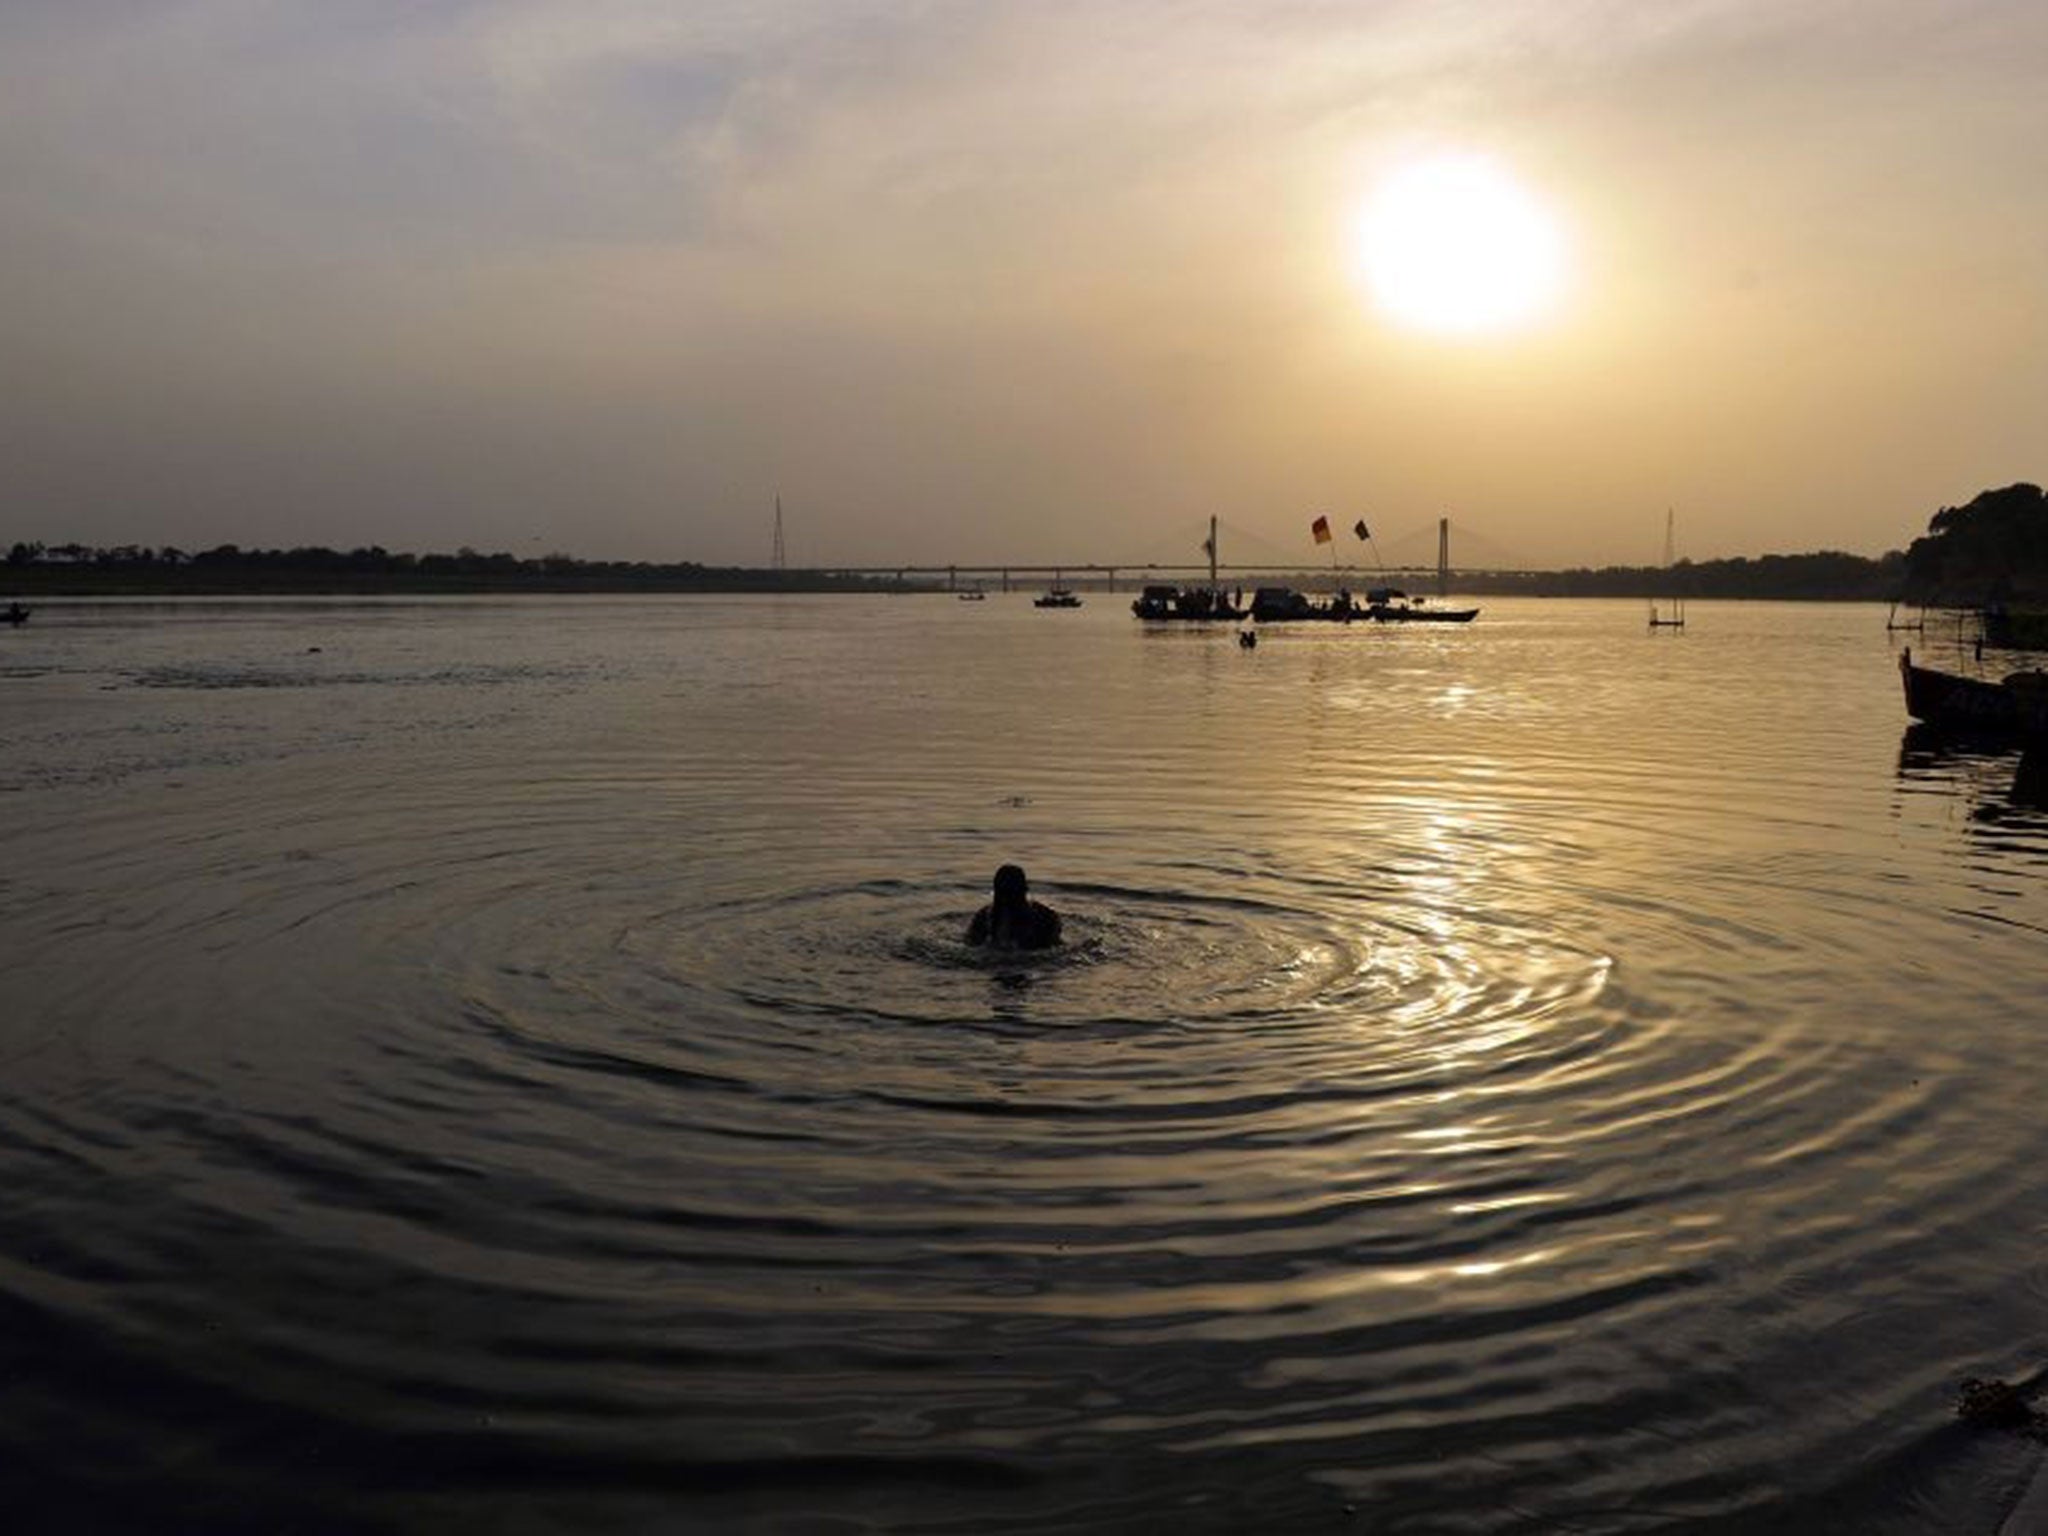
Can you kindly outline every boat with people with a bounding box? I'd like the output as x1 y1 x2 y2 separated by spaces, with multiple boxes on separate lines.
1365 587 1479 623
2 602 29 626
1133 584 1244 621
1899 647 2048 739
1250 586 1365 623
1131 516 1245 622
1034 585 1082 609
1249 586 1478 623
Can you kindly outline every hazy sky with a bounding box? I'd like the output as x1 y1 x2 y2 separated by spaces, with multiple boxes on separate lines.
4 1 2044 568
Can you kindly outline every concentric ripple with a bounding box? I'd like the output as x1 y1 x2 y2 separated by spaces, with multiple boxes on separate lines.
4 598 2048 1535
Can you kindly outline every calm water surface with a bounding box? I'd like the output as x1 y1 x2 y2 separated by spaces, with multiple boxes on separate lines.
3 595 2047 1533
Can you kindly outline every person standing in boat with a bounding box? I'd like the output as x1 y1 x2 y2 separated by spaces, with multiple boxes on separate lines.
966 864 1062 950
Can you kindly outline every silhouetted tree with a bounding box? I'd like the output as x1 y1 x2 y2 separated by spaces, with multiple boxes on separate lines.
1901 484 2048 604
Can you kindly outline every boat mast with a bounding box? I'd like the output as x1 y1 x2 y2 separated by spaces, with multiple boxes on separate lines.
1650 508 1685 629
1208 514 1219 591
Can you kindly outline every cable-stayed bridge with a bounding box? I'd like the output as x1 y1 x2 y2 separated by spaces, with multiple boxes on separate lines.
800 517 1543 592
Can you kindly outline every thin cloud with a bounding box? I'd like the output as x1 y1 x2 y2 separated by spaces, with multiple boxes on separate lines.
2 1 2044 562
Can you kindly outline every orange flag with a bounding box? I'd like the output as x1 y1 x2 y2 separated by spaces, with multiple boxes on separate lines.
1311 515 1332 545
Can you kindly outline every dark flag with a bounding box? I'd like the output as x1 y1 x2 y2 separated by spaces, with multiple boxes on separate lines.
1311 515 1332 545
1354 519 1370 541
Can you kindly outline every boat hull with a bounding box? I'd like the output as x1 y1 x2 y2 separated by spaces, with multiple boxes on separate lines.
1251 607 1360 623
1372 606 1479 623
1249 588 1361 623
1900 649 2048 738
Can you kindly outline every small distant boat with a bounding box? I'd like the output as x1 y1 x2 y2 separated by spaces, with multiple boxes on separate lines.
1365 587 1478 624
1649 508 1686 629
957 587 987 602
1899 647 2048 739
1 602 29 626
1035 571 1082 608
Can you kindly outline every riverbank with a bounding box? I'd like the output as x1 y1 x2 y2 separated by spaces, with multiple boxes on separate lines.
0 567 925 598
1 565 1910 602
1 541 1908 600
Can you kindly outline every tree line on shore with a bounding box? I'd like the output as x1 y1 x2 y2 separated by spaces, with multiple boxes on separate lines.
1459 549 1904 600
1 542 909 593
1894 483 2048 605
6 483 2043 601
1456 483 2043 602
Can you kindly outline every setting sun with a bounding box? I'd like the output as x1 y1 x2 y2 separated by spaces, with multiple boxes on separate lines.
1355 152 1569 336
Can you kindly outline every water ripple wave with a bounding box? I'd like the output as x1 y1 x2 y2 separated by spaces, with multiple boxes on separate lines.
4 598 2048 1533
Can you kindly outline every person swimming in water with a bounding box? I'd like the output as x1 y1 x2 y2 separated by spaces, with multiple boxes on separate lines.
965 864 1062 950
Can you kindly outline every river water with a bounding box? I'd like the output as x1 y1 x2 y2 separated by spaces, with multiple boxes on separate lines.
2 594 2045 1533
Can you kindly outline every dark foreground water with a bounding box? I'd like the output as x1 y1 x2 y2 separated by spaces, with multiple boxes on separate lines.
3 595 2047 1533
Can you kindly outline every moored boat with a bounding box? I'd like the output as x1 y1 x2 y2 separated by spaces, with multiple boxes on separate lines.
1133 584 1244 621
1899 647 2048 738
1131 516 1245 621
1365 587 1479 623
1249 587 1363 623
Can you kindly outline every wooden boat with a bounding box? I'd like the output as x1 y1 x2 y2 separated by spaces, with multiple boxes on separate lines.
1250 586 1363 623
1365 587 1478 623
1133 584 1245 621
1034 586 1082 609
1899 647 2048 739
1131 517 1245 621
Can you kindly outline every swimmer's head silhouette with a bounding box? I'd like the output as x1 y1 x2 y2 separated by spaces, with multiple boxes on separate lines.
966 864 1062 950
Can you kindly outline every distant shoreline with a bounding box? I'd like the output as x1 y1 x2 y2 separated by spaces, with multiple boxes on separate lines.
7 483 2039 607
0 569 927 598
0 571 1907 602
0 541 1913 602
